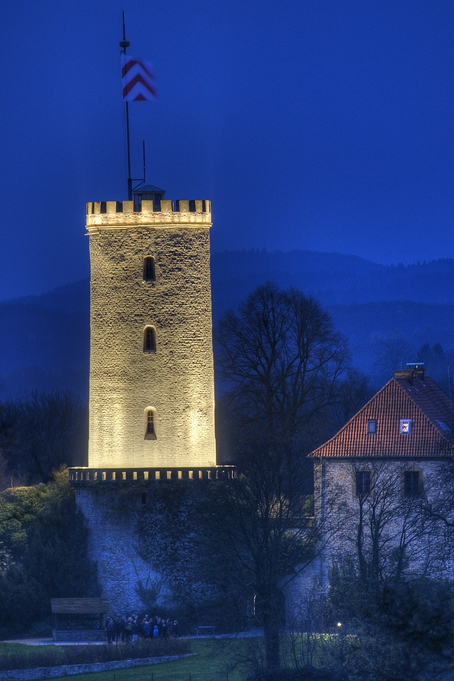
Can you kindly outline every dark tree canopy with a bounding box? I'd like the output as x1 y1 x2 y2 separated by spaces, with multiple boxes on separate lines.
0 390 87 486
216 282 352 463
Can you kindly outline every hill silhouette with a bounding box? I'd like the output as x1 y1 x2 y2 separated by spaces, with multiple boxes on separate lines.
1 250 454 400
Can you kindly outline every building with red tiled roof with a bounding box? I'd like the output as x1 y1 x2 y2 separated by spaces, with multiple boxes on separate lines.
306 365 454 591
311 364 454 461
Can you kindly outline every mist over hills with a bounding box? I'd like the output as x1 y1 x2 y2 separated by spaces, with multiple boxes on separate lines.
1 250 454 400
211 251 454 311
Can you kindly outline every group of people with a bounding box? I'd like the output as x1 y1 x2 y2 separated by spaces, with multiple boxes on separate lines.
105 614 179 644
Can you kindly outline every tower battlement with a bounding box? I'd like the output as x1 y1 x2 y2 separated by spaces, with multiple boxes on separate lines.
86 199 212 229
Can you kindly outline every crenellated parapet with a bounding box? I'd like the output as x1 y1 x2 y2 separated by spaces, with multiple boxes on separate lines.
86 199 212 230
69 465 236 485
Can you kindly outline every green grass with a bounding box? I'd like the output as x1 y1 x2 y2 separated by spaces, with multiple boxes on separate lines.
0 638 259 681
0 635 340 680
0 642 61 659
58 639 252 681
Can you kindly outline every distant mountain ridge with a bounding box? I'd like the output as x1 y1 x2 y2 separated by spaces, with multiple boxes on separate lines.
5 279 90 314
2 250 454 400
211 251 454 313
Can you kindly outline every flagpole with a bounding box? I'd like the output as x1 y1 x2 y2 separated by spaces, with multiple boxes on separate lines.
120 12 133 200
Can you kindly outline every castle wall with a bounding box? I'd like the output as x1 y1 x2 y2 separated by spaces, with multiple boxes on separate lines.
314 458 454 580
282 556 328 629
87 201 216 469
76 488 159 614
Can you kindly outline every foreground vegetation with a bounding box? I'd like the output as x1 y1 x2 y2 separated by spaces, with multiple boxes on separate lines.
0 468 99 638
0 638 190 671
0 637 341 681
0 639 248 681
3 633 452 681
2 609 454 680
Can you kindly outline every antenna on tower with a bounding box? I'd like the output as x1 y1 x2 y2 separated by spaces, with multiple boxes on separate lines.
120 13 147 200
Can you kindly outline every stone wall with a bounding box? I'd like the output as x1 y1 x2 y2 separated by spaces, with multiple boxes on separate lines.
314 457 454 580
283 556 328 628
87 203 216 470
76 487 160 614
1 654 189 681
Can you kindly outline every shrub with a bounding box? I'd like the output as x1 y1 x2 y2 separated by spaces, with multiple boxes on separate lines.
0 638 191 671
0 469 99 637
381 578 454 652
247 669 340 681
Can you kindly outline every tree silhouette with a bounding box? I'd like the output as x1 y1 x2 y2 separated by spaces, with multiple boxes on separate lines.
214 283 352 671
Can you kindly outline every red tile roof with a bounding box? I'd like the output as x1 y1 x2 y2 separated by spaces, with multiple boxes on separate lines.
310 374 454 459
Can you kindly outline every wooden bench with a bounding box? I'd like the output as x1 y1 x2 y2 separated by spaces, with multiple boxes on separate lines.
196 625 215 636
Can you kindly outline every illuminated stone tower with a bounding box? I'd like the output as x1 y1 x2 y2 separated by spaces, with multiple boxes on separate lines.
86 194 216 470
70 192 233 612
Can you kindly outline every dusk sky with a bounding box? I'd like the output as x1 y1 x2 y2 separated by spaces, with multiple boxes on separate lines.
2 0 454 300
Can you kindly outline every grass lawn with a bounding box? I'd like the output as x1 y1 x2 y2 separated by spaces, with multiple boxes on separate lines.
0 642 63 660
0 638 260 681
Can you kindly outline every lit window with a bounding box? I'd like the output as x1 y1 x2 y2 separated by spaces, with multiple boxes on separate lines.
368 419 377 434
400 419 412 434
144 326 156 352
145 409 155 438
143 257 155 281
404 470 421 497
144 407 157 440
356 470 372 496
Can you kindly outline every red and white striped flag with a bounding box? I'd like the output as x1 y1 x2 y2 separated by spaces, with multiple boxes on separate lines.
121 54 156 101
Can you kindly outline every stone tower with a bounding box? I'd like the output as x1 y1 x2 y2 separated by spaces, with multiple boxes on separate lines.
70 194 233 612
86 195 216 470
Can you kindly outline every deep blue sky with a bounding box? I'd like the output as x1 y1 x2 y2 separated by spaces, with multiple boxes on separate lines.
2 0 454 299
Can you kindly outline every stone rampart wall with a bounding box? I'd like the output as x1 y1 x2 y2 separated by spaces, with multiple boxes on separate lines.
76 488 160 614
1 654 190 681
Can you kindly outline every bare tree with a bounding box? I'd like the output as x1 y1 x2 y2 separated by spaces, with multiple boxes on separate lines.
214 283 352 672
328 460 451 602
372 334 415 386
216 282 351 463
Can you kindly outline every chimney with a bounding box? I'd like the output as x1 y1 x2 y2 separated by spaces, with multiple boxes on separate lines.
394 362 425 382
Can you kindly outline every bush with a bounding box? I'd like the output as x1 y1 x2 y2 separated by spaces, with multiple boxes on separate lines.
381 578 454 652
247 669 340 681
325 627 416 681
0 638 191 671
0 469 100 637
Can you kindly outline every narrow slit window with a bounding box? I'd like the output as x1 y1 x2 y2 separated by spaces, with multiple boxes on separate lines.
146 409 155 437
143 257 156 281
144 326 156 352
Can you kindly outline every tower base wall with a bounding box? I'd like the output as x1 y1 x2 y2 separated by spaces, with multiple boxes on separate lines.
76 487 160 614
